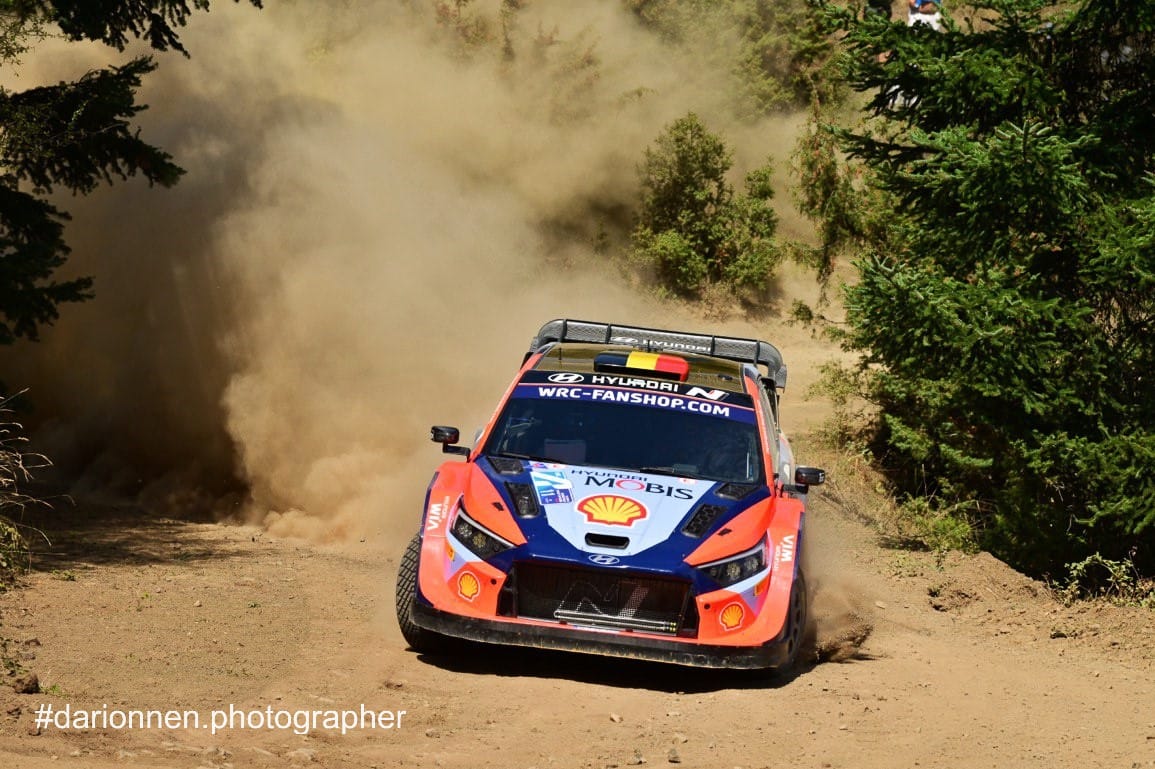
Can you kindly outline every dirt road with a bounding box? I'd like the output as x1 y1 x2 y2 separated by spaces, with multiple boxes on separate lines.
5 2 1152 765
2 479 1153 769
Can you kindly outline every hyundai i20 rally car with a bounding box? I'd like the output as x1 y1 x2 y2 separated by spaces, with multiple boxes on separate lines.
395 319 825 671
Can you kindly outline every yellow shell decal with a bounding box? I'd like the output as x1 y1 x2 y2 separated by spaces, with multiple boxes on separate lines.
457 571 480 601
576 494 648 527
719 602 745 631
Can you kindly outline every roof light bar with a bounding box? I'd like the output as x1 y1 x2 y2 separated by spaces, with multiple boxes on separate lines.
529 319 788 389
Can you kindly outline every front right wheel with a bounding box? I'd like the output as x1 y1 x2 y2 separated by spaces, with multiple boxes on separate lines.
394 533 455 654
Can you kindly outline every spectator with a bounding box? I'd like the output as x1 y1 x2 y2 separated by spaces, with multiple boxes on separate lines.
908 0 942 29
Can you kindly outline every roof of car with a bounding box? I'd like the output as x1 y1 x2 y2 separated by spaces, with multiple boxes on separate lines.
527 318 787 390
532 343 752 394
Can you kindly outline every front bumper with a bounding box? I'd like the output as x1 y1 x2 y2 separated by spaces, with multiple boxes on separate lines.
411 600 792 670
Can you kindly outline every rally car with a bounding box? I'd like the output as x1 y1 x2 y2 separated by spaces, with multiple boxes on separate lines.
395 319 825 671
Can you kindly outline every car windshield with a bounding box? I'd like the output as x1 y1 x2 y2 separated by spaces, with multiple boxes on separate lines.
483 393 763 484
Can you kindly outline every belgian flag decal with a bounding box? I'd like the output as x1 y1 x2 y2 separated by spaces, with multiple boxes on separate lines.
593 351 690 381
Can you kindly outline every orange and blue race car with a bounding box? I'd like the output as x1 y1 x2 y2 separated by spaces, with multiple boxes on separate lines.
395 319 825 672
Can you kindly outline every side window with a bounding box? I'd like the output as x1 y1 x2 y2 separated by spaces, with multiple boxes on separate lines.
751 376 781 479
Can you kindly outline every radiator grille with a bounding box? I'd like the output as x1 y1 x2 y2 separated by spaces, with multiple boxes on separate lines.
513 562 696 635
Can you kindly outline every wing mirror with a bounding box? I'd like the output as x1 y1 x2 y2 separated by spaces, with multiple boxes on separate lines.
431 425 470 457
793 466 826 492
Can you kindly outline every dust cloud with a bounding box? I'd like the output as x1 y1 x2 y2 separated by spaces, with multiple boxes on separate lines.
0 1 818 543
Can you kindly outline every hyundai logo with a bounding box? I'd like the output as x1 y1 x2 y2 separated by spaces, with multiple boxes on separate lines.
588 554 621 565
547 372 585 384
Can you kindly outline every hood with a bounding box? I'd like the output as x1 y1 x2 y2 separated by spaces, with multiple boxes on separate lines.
523 461 720 557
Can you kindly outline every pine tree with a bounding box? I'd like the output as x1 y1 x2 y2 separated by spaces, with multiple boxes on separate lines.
807 0 1155 573
0 1 262 343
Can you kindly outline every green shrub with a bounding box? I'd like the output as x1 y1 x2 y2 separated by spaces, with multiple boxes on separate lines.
633 227 709 294
630 113 784 296
1060 553 1155 608
898 497 980 555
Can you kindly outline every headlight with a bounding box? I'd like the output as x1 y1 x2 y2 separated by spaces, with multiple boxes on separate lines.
451 504 515 559
699 538 768 588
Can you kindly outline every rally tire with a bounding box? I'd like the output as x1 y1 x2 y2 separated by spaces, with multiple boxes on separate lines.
395 533 456 655
779 571 811 674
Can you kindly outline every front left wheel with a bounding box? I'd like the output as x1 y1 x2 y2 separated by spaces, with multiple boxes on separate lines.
778 570 811 674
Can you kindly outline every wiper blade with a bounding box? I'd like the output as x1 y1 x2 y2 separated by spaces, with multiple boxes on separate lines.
491 452 544 462
638 466 712 481
492 451 595 468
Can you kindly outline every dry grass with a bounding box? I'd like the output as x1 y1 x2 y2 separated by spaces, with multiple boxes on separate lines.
0 392 51 585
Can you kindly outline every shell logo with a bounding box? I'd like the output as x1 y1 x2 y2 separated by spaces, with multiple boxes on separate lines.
577 494 648 527
457 571 480 601
719 602 745 631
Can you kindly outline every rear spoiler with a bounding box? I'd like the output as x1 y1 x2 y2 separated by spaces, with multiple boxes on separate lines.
528 318 788 390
